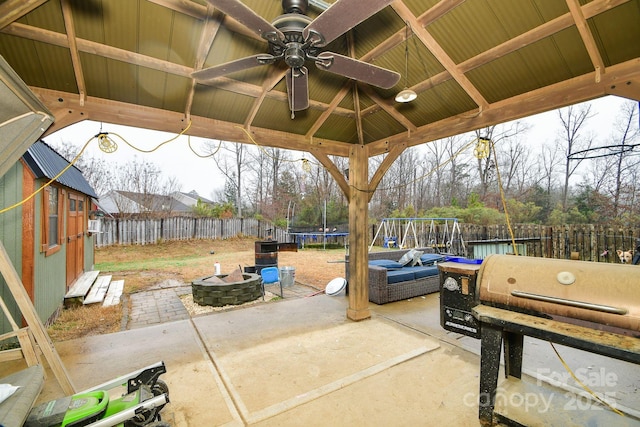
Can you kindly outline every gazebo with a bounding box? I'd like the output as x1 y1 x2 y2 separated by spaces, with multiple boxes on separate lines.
1 0 639 321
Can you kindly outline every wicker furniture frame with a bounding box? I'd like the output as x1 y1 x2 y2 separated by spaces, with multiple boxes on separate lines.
346 248 440 305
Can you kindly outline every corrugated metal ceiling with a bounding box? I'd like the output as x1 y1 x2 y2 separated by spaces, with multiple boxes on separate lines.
0 0 638 156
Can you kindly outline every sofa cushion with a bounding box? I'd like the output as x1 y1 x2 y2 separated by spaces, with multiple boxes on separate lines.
419 253 445 266
403 266 439 279
386 269 416 284
369 259 404 269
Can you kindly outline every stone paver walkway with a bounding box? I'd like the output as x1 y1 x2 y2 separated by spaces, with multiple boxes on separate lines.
125 279 322 330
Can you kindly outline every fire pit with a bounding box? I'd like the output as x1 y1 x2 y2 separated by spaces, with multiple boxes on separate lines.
191 273 262 307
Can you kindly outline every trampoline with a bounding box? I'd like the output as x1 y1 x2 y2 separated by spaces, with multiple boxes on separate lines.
287 231 349 250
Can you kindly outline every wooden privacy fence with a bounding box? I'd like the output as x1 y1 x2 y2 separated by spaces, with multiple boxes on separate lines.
370 222 639 263
462 224 639 262
94 217 286 247
96 217 639 264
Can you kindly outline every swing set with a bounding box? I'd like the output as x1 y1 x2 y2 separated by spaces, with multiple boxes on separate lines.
370 217 467 256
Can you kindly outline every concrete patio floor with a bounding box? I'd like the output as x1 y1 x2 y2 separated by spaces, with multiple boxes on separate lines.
4 287 640 426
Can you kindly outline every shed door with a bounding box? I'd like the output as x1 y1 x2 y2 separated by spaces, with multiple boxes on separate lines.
66 193 85 288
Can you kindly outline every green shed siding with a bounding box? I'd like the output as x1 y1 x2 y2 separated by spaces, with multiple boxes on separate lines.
0 162 23 334
32 185 67 325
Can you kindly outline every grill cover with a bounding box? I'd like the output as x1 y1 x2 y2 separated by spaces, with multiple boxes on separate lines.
477 255 640 333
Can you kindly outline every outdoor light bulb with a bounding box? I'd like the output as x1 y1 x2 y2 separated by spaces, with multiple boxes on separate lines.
395 88 417 103
97 133 118 153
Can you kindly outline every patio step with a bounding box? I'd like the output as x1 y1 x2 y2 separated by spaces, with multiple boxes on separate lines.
65 270 100 299
64 271 125 307
102 280 125 307
83 275 112 305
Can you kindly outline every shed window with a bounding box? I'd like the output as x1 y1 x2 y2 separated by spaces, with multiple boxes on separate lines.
42 185 63 255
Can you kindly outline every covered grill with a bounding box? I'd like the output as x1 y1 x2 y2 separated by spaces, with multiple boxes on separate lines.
440 255 640 337
478 255 639 334
438 255 640 426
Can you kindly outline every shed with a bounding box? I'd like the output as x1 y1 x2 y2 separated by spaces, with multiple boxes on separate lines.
0 140 98 331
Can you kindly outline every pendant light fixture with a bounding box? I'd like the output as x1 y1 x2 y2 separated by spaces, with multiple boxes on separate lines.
395 21 417 103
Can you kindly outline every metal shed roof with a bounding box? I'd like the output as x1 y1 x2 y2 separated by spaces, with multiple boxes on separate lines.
23 140 98 198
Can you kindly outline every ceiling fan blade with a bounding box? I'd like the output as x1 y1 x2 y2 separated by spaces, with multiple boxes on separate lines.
206 0 284 43
192 54 275 83
303 0 394 47
286 67 309 111
315 52 400 89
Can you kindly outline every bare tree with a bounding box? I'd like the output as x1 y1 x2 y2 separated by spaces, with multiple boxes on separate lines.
246 148 268 215
557 104 594 210
209 141 248 217
443 134 473 206
539 142 562 195
494 122 532 196
608 101 640 217
425 139 449 207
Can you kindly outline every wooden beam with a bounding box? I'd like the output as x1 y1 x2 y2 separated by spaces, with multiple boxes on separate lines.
185 3 222 119
0 0 47 30
145 0 266 42
366 58 640 155
245 67 288 129
360 85 417 133
566 0 606 81
417 0 467 26
391 0 488 110
60 0 86 106
606 78 640 102
353 83 364 146
368 143 407 202
34 88 353 157
348 33 365 146
0 241 75 394
310 150 350 201
2 22 193 77
306 83 351 138
347 144 371 321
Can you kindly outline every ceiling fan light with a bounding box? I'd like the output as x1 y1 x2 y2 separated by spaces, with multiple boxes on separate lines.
395 88 417 103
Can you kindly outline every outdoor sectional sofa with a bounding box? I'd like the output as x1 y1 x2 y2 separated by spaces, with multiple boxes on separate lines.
345 248 444 305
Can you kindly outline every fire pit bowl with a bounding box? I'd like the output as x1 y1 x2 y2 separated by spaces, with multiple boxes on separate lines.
191 273 262 307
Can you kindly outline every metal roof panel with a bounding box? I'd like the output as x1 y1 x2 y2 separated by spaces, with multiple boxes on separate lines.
24 140 98 198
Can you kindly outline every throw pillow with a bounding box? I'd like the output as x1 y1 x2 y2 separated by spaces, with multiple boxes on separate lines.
398 249 424 266
420 253 445 266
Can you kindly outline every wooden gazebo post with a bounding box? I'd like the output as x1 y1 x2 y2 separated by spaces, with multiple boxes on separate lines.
313 143 406 321
347 144 371 321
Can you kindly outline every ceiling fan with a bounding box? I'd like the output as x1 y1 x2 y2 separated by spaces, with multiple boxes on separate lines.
192 0 400 116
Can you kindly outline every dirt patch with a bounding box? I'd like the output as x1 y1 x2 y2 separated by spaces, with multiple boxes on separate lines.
95 237 348 291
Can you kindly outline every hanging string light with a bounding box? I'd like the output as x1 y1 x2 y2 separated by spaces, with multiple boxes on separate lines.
96 132 118 153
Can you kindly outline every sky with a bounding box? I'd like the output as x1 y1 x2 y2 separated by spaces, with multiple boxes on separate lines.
47 95 633 199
